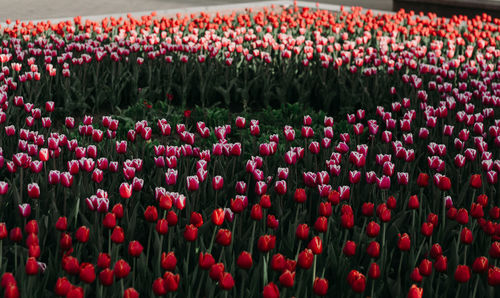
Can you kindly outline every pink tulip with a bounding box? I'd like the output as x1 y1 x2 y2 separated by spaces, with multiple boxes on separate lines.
0 181 8 195
376 176 391 190
27 183 40 199
18 203 31 217
165 169 178 186
274 180 287 195
187 176 200 192
255 181 267 195
212 176 224 191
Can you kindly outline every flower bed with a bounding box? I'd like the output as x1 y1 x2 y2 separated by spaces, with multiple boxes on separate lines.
0 3 499 298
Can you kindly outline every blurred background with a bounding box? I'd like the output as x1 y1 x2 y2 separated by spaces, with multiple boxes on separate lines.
0 0 497 23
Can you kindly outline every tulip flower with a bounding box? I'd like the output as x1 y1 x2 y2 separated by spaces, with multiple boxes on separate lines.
455 265 471 283
186 176 200 192
407 284 423 298
262 282 279 298
347 270 366 293
237 251 253 269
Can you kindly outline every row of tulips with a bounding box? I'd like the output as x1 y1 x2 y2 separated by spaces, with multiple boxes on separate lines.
0 3 499 298
0 4 498 116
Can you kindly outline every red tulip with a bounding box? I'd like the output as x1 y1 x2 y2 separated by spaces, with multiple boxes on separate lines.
144 206 158 222
219 272 234 290
341 213 354 229
199 252 215 270
308 236 323 255
366 221 380 238
347 270 366 293
236 251 253 269
456 208 469 225
454 265 471 283
123 288 139 298
343 240 356 257
24 220 38 235
99 268 114 286
79 263 96 283
128 241 143 257
109 226 124 243
434 255 448 272
472 256 488 273
294 188 307 203
97 253 111 269
437 176 451 191
460 228 473 244
62 256 80 275
279 270 295 288
418 259 432 276
163 271 180 292
313 277 328 296
152 278 167 296
66 287 84 298
408 195 419 210
298 249 314 269
209 263 225 281
488 267 500 286
410 268 423 282
407 284 423 298
366 241 380 258
215 229 232 246
470 174 482 188
417 173 429 187
75 226 90 243
266 215 279 230
368 262 381 279
114 259 131 279
421 222 434 237
156 219 168 235
489 242 500 258
257 235 276 252
25 257 38 275
262 282 279 298
102 213 116 229
184 224 198 242
59 232 72 251
270 253 286 272
119 183 132 199
54 277 71 296
250 204 263 220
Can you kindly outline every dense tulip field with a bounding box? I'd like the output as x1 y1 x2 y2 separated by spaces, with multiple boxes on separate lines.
0 2 499 297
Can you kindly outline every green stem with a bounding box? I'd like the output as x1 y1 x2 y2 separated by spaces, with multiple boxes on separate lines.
145 224 153 266
132 258 136 288
296 270 305 297
208 226 218 254
472 275 480 298
156 235 164 277
249 221 256 255
229 217 237 256
312 255 317 286
295 241 302 261
195 271 208 298
263 252 269 286
455 284 461 298
381 223 387 275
